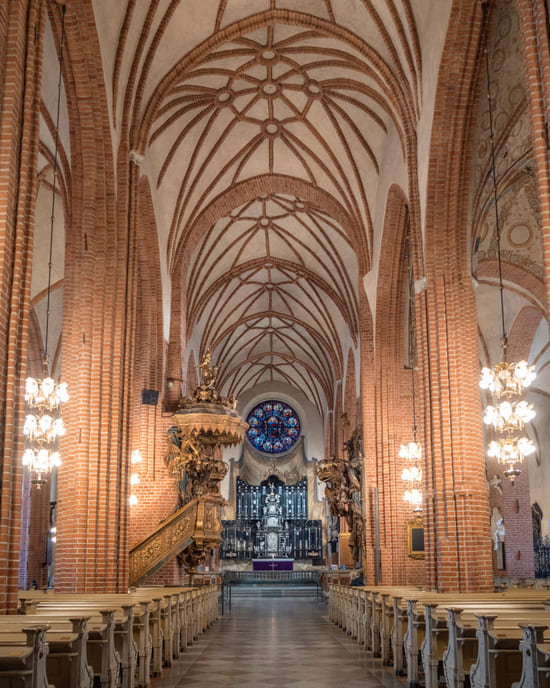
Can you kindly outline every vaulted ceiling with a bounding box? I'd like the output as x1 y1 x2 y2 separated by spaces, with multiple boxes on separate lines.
95 0 452 412
186 192 359 410
39 0 456 411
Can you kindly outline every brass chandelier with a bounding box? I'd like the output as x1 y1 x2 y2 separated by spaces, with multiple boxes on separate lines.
400 210 422 512
23 5 69 488
478 1 536 484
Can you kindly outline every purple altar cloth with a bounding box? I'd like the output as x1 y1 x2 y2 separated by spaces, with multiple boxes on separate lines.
252 559 294 571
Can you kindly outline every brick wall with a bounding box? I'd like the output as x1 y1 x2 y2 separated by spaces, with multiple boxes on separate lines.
516 0 550 310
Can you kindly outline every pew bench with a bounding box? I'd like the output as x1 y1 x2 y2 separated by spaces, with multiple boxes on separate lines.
468 613 550 688
419 604 550 688
19 585 219 686
403 594 550 688
328 583 550 688
0 625 49 688
18 584 220 688
18 604 124 688
0 616 94 688
526 636 550 688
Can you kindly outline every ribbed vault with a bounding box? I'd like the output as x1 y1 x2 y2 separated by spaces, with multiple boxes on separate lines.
86 0 441 412
186 193 358 412
143 9 420 269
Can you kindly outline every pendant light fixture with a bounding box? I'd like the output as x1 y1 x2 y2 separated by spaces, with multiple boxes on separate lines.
23 5 69 488
478 1 536 484
400 208 423 512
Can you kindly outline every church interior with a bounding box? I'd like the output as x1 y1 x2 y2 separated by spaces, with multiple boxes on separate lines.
2 0 550 686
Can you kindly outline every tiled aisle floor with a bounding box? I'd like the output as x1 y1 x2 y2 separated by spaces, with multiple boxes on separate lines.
152 592 407 688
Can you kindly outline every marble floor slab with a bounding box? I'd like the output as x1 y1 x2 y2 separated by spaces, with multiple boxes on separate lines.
152 591 406 688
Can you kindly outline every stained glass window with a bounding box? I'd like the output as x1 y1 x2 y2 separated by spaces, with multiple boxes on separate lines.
246 400 300 454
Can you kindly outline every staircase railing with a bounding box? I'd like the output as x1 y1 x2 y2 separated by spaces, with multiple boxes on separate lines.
128 495 223 586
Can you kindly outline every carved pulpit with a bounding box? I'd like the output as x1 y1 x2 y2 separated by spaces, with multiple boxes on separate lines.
162 350 248 571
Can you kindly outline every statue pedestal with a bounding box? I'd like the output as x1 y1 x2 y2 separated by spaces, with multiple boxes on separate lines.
252 558 294 571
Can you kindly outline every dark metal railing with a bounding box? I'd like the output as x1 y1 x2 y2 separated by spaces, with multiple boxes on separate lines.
223 569 321 584
221 569 323 609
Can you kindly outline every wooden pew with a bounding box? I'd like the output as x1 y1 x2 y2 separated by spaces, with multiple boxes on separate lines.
19 584 220 687
402 592 550 688
129 587 195 666
469 613 550 688
19 601 126 688
498 623 549 688
328 583 550 688
0 625 49 688
422 602 550 688
442 606 542 688
391 595 408 675
0 616 94 688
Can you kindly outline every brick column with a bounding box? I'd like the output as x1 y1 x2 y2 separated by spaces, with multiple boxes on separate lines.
53 9 135 593
359 290 378 584
373 190 425 587
417 270 493 591
417 0 493 592
0 0 45 613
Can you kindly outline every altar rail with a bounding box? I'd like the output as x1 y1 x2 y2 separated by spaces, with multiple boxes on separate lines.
223 570 321 584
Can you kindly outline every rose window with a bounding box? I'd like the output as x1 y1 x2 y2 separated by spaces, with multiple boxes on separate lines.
246 400 300 454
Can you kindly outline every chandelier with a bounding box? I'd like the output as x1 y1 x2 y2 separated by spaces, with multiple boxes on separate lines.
23 5 69 488
478 2 536 484
400 210 423 513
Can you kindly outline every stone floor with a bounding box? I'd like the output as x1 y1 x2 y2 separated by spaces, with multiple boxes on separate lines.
152 589 407 688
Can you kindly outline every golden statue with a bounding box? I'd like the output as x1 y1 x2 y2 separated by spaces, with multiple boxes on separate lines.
316 428 365 564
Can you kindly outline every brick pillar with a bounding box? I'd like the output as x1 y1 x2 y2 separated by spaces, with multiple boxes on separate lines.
417 0 493 592
0 0 45 613
359 290 378 584
417 270 493 592
53 8 135 592
164 278 184 411
374 190 425 587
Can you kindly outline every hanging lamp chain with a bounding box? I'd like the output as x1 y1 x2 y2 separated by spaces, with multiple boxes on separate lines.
22 4 69 489
482 0 507 359
405 205 418 443
43 4 66 375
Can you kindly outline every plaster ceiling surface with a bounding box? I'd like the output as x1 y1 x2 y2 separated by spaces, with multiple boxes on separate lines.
86 0 451 408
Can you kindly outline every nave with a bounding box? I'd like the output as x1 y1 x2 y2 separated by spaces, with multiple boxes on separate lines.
153 591 404 688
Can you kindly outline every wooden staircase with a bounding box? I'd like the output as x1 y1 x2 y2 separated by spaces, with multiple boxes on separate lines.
128 495 223 586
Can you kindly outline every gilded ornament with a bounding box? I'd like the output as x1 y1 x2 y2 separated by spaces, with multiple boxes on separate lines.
316 428 365 564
